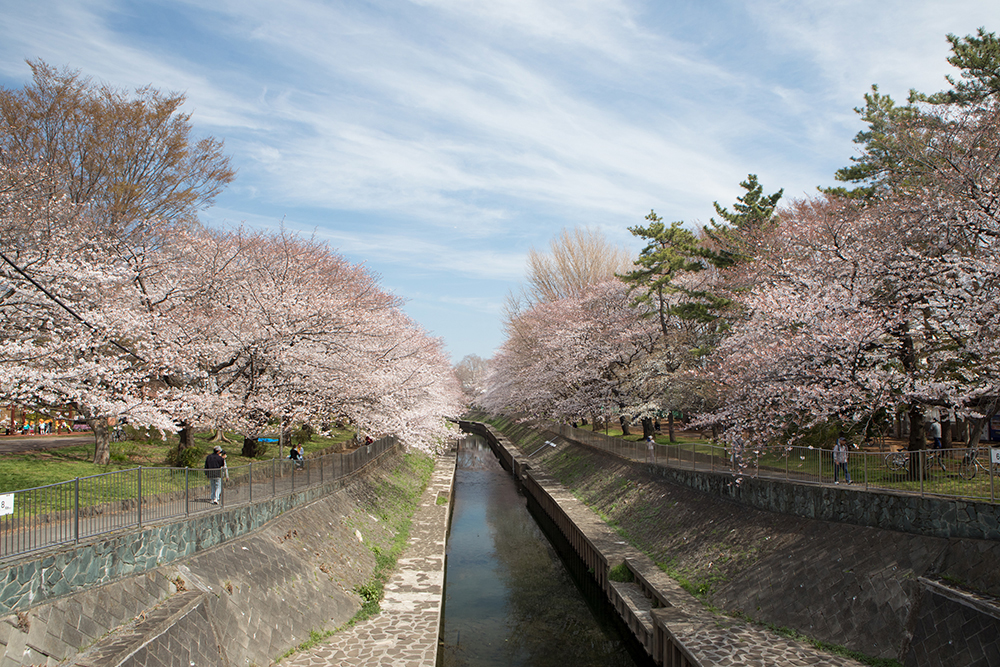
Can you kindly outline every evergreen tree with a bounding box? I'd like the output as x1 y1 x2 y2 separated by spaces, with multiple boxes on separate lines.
703 174 783 267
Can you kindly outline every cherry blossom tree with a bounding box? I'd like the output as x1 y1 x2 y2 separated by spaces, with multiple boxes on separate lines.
482 280 661 428
0 162 463 461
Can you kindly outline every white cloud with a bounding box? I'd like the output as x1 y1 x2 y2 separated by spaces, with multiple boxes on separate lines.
4 0 1000 360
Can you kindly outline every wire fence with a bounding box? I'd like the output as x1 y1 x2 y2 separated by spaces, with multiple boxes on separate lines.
555 425 1000 504
0 436 398 561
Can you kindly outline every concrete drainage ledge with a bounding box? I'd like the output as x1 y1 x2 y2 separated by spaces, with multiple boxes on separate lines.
462 420 870 667
67 590 221 667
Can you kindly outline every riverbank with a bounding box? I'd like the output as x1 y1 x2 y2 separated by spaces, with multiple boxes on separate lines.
483 415 1000 666
0 448 438 667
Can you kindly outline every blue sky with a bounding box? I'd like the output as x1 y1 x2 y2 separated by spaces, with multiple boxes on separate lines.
2 1 998 363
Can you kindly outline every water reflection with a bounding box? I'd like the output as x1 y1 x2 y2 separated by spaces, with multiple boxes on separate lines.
440 436 644 667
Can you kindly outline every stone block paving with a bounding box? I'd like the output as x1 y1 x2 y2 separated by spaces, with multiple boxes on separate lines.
660 612 866 667
280 450 456 667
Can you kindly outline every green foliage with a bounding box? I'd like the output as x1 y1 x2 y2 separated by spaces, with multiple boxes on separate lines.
166 445 204 469
293 423 315 446
608 562 634 582
703 174 783 267
920 28 1000 106
340 452 434 629
828 28 1000 198
109 441 140 464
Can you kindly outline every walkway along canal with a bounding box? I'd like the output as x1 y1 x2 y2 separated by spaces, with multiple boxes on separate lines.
438 434 650 667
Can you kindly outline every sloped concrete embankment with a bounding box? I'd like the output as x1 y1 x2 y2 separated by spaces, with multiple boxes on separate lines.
462 421 870 667
472 418 1000 667
0 448 431 667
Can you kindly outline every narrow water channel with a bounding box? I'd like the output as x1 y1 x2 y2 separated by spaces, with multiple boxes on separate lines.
438 435 652 667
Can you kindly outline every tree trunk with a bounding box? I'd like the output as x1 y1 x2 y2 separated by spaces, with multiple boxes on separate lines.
242 436 257 456
906 405 925 481
619 415 631 437
668 412 676 443
942 417 953 448
641 417 654 439
178 423 196 449
210 429 231 443
89 416 111 465
279 415 291 459
907 405 925 452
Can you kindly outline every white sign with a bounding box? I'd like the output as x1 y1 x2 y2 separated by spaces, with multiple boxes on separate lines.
0 493 13 516
991 448 1000 465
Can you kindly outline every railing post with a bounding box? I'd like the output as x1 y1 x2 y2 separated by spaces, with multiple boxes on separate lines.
987 448 996 503
185 468 189 516
249 461 253 504
864 452 868 490
137 467 143 528
74 477 80 544
920 451 925 497
272 458 276 498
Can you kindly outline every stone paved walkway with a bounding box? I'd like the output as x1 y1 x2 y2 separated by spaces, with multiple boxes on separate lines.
279 450 456 667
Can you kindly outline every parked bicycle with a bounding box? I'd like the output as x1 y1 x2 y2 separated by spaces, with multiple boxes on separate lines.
960 446 999 480
885 450 909 472
926 449 948 472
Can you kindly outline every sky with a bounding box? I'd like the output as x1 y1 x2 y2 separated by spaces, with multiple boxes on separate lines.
1 0 999 364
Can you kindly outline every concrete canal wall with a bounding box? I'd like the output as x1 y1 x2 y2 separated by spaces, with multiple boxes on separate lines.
0 446 422 667
463 419 1000 667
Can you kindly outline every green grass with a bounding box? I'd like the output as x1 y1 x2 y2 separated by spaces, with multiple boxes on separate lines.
276 451 435 662
345 452 433 626
0 426 358 494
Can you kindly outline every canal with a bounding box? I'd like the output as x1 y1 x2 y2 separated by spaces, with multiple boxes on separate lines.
438 435 652 667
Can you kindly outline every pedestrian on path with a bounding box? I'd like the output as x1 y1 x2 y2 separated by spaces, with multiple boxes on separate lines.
645 434 655 463
289 443 304 469
833 436 851 484
205 445 226 504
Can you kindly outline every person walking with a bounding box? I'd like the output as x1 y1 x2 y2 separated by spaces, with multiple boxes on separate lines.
289 443 304 469
928 420 943 449
205 445 226 504
833 436 852 485
645 434 656 463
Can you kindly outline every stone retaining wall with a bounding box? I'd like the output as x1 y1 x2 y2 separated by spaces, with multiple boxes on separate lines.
0 443 400 616
651 462 1000 541
0 447 409 667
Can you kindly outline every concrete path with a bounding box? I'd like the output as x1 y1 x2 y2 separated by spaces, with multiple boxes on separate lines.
0 434 92 453
280 449 456 667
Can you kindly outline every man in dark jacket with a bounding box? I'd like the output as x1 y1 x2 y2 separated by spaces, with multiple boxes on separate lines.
205 445 226 504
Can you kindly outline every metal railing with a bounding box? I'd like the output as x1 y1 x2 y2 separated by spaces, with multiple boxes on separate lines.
555 425 1000 504
0 436 397 560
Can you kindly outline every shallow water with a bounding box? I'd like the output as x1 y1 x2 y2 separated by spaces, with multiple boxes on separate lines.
438 435 649 667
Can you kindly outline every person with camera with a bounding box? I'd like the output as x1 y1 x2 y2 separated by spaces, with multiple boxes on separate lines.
205 445 226 504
